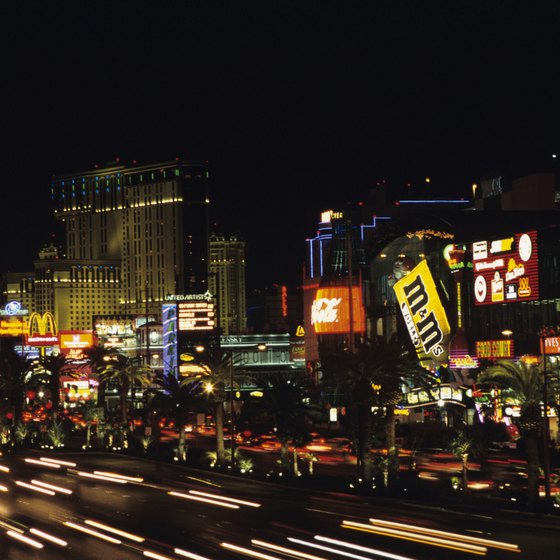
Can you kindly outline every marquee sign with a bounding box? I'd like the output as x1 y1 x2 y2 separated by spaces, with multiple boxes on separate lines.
541 336 560 355
177 299 216 331
393 260 450 369
475 339 515 359
311 286 365 334
59 330 94 360
472 231 539 305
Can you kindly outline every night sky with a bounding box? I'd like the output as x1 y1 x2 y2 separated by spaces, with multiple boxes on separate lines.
2 2 560 290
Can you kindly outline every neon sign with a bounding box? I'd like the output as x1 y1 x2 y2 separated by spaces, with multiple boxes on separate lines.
472 231 539 305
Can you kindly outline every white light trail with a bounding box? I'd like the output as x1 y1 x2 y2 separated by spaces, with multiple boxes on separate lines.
84 519 145 542
341 521 487 555
368 518 520 552
16 480 55 496
40 457 77 467
221 542 285 560
30 527 68 546
31 479 73 494
314 535 418 560
6 530 43 549
168 491 239 509
0 485 8 492
252 539 328 560
289 537 406 560
77 471 127 483
174 547 214 560
63 521 122 544
93 471 144 482
143 551 175 560
189 490 261 508
0 464 10 472
24 458 60 469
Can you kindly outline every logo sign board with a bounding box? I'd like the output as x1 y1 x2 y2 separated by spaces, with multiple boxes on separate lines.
393 260 451 368
59 331 94 360
177 300 216 331
26 312 58 347
0 301 28 316
472 231 539 305
311 286 365 334
541 336 560 355
475 339 515 359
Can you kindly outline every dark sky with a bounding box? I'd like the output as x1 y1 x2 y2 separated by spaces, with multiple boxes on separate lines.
1 2 560 290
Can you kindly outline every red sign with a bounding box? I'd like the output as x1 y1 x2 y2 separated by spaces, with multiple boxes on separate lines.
541 336 560 355
311 286 365 334
472 231 539 306
475 339 515 359
25 334 59 347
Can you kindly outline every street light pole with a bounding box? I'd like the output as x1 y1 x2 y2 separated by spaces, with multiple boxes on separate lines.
228 350 235 471
541 335 551 502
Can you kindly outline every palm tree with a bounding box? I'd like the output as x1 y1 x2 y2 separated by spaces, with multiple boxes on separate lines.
449 429 479 494
257 373 323 476
83 345 122 411
478 360 545 507
182 347 238 469
322 338 434 489
98 354 152 425
149 372 203 461
32 353 78 418
0 351 35 426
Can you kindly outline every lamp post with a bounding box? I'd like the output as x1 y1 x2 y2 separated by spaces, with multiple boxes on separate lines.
540 333 552 502
228 350 235 471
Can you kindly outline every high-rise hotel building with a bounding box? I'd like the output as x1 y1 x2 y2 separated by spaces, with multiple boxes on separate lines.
45 159 209 326
208 233 246 335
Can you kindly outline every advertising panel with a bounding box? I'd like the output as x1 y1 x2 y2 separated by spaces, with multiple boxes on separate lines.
162 304 178 377
541 336 560 356
59 331 94 360
393 260 451 368
177 300 216 331
311 286 365 334
0 318 27 337
472 231 539 306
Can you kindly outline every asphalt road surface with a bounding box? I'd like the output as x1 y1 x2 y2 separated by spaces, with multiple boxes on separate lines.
0 451 557 559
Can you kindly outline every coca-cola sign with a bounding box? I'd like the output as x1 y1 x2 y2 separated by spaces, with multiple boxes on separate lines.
311 287 365 334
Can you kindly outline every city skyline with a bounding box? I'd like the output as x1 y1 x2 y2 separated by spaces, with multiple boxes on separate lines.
2 4 560 290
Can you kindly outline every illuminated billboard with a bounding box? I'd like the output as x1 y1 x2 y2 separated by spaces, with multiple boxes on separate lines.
177 300 216 331
0 318 27 337
393 260 450 368
476 339 515 359
311 286 365 334
472 231 539 305
59 331 94 360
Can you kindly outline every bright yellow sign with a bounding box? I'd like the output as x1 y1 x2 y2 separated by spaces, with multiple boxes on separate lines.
393 260 450 369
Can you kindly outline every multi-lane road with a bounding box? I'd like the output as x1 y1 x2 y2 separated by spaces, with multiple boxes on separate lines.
0 451 557 559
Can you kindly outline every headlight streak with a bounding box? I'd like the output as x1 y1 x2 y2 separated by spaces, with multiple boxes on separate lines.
289 537 410 560
77 471 128 484
0 520 24 533
6 530 43 549
143 551 175 560
30 527 68 546
39 457 77 467
341 521 487 556
0 465 9 472
168 491 239 509
31 479 73 494
84 519 145 542
314 535 418 560
368 518 520 553
93 471 144 482
251 539 328 560
24 458 61 469
221 542 286 559
16 480 55 496
184 475 221 487
174 546 214 560
189 490 261 508
63 521 122 544
0 485 8 492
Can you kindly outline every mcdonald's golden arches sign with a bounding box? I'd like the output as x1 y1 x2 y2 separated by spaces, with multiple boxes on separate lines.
25 312 59 347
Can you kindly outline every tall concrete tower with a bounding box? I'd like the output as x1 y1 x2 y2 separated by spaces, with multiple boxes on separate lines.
208 233 246 335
